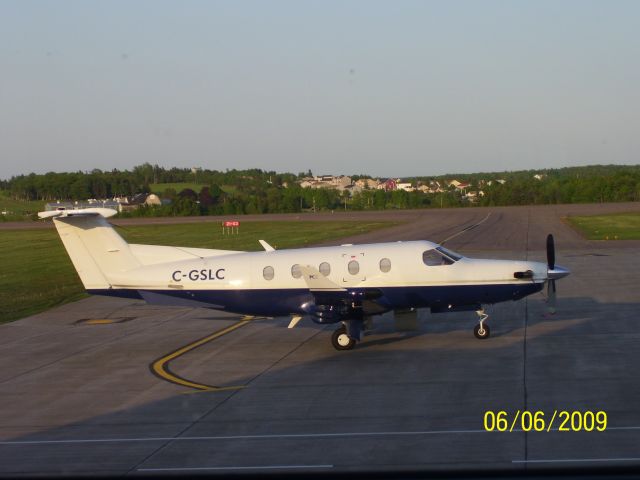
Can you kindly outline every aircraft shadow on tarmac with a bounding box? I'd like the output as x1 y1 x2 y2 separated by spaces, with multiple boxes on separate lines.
1 295 639 474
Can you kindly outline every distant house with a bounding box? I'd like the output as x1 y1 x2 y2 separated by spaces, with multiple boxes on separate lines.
298 175 353 191
355 178 380 189
418 180 444 193
118 193 149 212
378 179 397 191
533 174 545 181
397 182 414 192
332 175 353 189
465 190 485 202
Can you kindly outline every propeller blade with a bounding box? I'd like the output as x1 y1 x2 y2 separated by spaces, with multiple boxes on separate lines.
546 234 555 270
546 279 557 314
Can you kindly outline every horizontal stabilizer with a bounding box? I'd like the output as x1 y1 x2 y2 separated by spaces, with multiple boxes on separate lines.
38 208 118 219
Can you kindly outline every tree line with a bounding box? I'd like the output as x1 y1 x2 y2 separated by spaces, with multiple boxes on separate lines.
2 163 639 218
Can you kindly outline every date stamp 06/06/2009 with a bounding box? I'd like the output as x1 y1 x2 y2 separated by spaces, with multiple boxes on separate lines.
483 410 608 432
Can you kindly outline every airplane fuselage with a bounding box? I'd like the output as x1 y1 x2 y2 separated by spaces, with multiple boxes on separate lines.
94 240 548 318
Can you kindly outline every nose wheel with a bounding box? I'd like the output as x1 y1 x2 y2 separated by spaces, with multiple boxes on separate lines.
331 325 356 350
474 309 490 339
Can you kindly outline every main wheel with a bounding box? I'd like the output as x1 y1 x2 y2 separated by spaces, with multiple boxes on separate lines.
332 326 356 350
474 323 490 339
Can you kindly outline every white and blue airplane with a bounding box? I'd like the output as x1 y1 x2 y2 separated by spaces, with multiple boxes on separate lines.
39 207 570 350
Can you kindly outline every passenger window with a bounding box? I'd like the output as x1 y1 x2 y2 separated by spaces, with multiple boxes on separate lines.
348 260 360 275
291 264 302 279
422 250 453 266
319 262 331 276
263 266 275 280
379 258 391 273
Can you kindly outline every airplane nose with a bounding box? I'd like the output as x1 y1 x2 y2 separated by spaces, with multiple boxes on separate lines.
548 265 570 280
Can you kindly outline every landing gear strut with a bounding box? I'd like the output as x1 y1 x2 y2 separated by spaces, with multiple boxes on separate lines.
331 325 356 350
474 309 490 339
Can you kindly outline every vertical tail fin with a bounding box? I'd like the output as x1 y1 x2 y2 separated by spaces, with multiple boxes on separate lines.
42 209 140 290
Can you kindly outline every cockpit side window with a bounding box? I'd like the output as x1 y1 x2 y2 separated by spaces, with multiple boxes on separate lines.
422 249 454 266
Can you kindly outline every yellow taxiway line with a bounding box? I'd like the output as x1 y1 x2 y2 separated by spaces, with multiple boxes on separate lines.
150 318 253 392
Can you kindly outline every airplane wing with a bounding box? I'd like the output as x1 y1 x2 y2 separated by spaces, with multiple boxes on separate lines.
297 265 388 321
299 265 346 292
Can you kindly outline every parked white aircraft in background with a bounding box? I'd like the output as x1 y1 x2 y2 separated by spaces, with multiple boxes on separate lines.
39 208 570 350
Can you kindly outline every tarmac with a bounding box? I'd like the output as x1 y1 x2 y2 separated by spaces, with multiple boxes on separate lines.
1 203 639 475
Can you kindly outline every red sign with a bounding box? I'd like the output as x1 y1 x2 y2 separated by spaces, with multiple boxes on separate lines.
223 221 240 227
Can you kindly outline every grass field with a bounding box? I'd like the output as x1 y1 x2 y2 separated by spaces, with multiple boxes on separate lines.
566 213 640 240
0 220 395 323
0 191 45 220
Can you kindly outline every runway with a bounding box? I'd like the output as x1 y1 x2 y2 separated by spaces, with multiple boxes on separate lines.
1 204 639 475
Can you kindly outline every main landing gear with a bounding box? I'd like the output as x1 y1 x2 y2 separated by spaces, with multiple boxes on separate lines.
331 317 365 351
331 326 356 350
474 309 490 339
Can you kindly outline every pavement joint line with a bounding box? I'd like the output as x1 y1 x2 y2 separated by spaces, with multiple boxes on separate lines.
3 426 640 445
149 317 254 392
513 458 640 464
0 430 487 445
137 465 334 471
439 212 492 245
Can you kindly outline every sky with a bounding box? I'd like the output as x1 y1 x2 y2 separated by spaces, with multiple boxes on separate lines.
1 0 639 179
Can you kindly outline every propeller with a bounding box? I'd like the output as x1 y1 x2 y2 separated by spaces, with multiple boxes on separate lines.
546 233 555 270
546 234 557 314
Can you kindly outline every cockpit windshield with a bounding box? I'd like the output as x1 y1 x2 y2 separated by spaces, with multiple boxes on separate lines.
436 246 463 261
422 246 463 266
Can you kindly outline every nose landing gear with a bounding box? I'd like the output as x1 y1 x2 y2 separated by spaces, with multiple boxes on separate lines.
474 309 490 339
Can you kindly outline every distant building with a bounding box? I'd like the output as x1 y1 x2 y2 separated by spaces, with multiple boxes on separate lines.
397 182 414 192
378 179 397 191
145 194 162 206
45 193 166 214
358 178 380 189
298 175 353 191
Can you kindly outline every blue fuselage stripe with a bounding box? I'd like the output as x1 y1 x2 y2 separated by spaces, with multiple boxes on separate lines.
87 283 543 317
